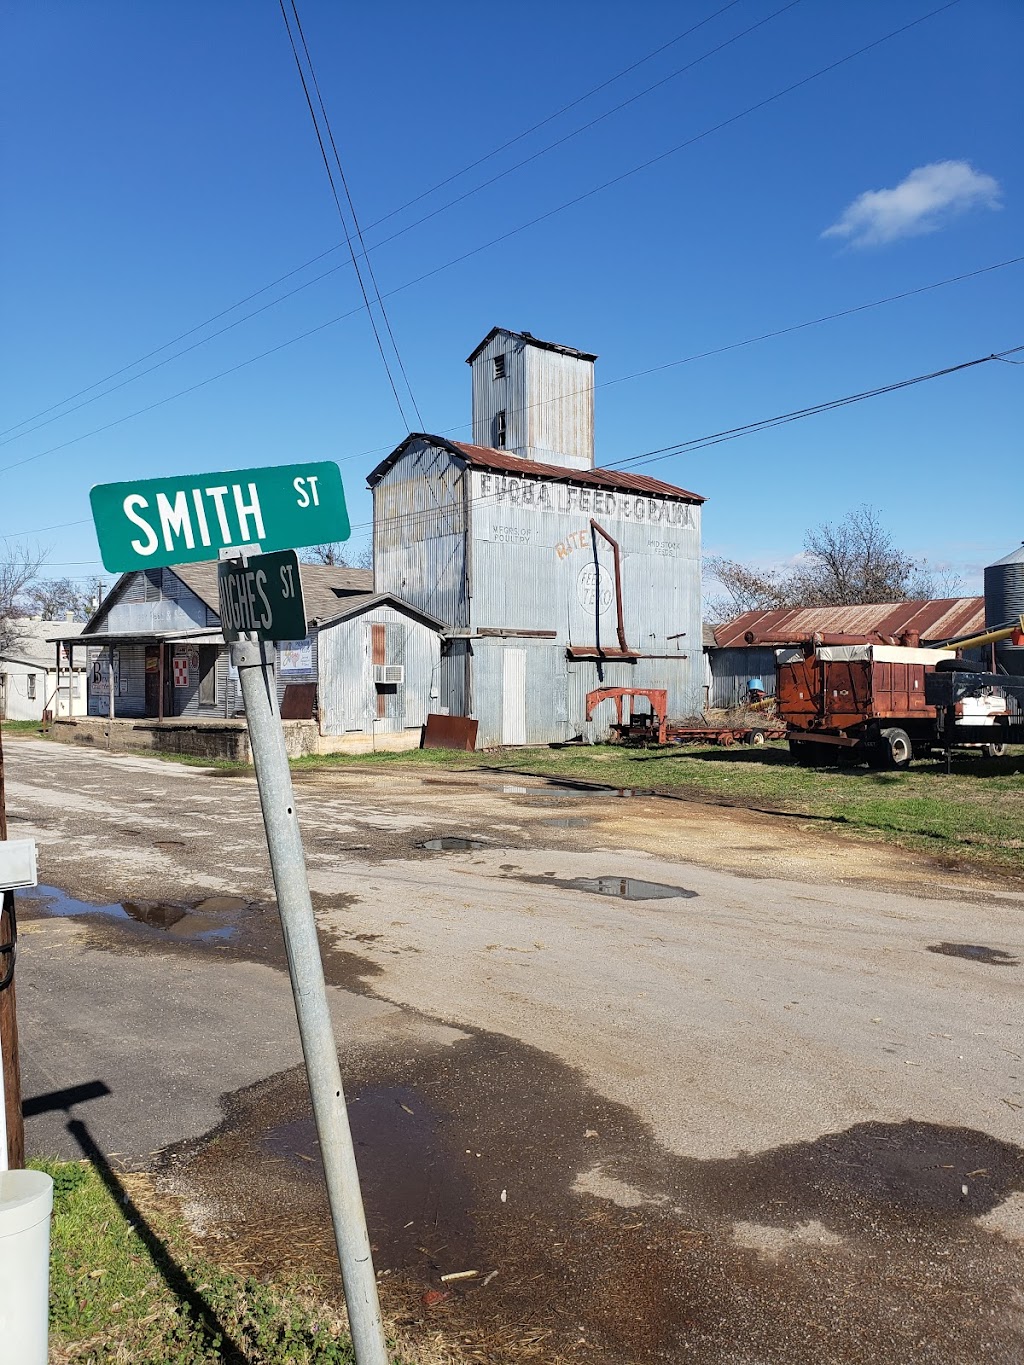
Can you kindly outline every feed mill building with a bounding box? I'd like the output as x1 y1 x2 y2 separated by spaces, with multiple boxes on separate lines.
369 327 704 747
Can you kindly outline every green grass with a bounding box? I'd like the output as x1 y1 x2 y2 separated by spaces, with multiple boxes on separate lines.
1 719 47 734
289 741 1024 873
32 1156 402 1365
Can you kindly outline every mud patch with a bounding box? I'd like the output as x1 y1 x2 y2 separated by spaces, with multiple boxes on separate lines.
164 1032 1024 1365
928 942 1020 966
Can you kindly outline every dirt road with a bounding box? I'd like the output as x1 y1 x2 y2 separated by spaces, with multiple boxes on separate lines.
7 738 1024 1363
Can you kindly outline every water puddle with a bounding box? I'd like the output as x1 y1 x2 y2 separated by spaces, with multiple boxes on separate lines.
420 837 489 851
262 1084 478 1272
494 780 651 801
539 816 591 829
18 883 255 943
927 942 1020 967
512 873 696 901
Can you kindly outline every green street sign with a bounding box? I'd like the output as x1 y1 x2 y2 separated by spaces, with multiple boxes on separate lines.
90 460 349 573
218 550 307 643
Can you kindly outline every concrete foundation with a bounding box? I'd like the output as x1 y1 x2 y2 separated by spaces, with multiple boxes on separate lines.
47 718 423 762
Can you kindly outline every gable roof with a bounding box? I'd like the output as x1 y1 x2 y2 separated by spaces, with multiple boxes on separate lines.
466 326 598 365
170 561 374 624
1 618 85 668
84 562 374 636
710 598 986 648
368 433 705 504
314 592 446 632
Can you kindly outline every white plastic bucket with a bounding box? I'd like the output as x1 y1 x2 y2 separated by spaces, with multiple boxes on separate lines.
0 1169 54 1365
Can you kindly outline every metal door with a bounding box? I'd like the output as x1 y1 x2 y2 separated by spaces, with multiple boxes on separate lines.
501 648 527 745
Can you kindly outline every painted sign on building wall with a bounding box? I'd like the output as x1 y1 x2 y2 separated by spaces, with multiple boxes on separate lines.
474 471 696 528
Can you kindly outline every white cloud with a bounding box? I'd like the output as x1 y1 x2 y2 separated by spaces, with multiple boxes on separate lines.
822 160 1001 248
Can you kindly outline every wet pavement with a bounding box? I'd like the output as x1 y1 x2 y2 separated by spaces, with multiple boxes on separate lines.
164 1035 1024 1364
6 738 1024 1363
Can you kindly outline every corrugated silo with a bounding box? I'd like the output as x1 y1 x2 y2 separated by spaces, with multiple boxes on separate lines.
985 543 1024 675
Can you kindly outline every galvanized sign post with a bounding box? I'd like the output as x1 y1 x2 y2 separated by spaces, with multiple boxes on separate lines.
91 465 388 1365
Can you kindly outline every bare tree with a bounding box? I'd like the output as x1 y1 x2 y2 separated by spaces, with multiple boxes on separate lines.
0 545 47 654
21 577 94 621
301 542 373 571
704 506 958 620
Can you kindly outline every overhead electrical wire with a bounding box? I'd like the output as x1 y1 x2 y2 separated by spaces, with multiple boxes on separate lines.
278 0 419 427
16 338 1021 577
0 0 798 450
0 251 1019 493
4 0 956 457
285 0 424 428
0 0 749 442
615 343 1024 469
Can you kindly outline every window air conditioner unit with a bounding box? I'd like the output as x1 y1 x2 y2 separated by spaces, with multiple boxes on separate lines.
373 664 404 685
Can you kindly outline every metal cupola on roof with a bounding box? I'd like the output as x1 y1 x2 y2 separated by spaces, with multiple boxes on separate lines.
466 326 598 471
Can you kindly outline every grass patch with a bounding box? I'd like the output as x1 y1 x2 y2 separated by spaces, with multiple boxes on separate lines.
1 719 47 735
294 742 1024 873
32 1155 405 1364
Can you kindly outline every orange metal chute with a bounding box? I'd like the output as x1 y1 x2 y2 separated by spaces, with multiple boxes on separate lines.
585 687 668 743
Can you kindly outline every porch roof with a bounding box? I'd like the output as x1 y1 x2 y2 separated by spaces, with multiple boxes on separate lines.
50 628 225 648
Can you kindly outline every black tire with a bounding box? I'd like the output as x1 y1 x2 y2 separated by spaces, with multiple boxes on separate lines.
789 739 813 765
935 658 977 673
878 726 913 770
746 729 766 747
983 742 1008 759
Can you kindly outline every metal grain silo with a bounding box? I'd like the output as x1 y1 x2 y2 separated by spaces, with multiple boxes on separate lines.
985 543 1024 675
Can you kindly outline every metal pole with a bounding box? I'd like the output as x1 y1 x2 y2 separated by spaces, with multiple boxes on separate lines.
231 637 387 1365
0 725 24 1169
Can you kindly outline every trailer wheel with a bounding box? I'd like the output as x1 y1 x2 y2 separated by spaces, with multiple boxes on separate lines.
746 729 766 747
789 739 815 765
983 742 1008 759
878 727 912 770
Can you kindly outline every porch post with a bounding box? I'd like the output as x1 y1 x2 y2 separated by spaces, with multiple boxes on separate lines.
54 640 61 724
67 643 73 718
158 642 165 722
107 644 115 744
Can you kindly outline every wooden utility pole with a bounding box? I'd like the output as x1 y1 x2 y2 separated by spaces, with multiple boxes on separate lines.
0 724 25 1168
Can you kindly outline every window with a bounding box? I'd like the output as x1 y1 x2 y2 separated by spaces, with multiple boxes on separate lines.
27 674 37 700
495 409 507 448
492 353 506 380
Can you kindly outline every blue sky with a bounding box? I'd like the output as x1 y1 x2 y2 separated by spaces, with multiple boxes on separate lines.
2 0 1021 596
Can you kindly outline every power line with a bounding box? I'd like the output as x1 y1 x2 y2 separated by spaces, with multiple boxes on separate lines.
615 343 1024 468
3 0 962 466
0 0 795 451
1 249 1018 488
8 333 1018 572
278 0 417 428
0 1 747 443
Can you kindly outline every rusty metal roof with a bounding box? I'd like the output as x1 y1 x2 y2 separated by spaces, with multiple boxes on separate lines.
711 598 985 648
368 434 704 503
465 326 598 365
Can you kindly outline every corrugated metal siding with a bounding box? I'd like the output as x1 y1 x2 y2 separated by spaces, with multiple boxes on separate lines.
86 644 147 717
525 346 593 469
317 605 440 737
707 647 779 708
93 568 212 634
372 439 469 629
471 332 593 470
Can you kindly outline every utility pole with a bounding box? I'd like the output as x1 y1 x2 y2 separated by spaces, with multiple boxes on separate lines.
0 724 25 1168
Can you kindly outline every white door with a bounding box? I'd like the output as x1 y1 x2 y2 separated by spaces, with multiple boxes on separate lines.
501 648 527 746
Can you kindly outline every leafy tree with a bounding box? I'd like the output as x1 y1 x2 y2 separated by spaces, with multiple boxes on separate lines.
705 505 960 620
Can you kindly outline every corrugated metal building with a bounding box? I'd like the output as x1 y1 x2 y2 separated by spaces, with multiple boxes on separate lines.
370 326 705 746
77 563 443 744
705 598 986 708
